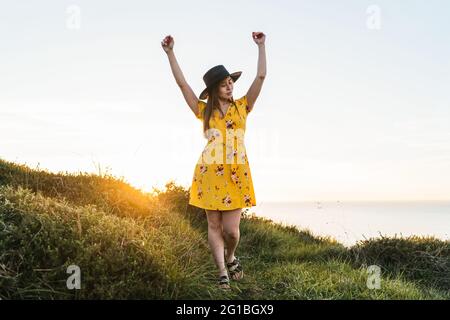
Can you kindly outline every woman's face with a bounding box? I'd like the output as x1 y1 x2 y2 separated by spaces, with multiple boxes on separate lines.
217 76 234 100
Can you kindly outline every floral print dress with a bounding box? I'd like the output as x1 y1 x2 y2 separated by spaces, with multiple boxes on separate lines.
188 95 257 210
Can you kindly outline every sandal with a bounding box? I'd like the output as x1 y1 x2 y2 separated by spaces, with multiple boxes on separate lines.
218 274 231 289
226 257 244 280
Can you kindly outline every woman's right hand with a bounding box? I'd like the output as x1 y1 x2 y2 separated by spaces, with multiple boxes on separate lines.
161 35 174 53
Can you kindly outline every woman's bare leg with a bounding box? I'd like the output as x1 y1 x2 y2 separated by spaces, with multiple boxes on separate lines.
205 209 227 277
221 208 242 263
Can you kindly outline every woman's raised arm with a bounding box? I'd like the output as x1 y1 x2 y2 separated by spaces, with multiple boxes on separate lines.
246 31 267 113
161 35 199 116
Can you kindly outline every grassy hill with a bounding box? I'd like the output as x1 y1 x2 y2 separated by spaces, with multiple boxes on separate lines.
1 158 449 299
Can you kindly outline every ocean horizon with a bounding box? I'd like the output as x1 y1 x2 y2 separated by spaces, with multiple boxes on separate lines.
252 200 450 247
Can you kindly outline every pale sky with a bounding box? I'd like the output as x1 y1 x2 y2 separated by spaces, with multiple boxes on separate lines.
1 0 450 202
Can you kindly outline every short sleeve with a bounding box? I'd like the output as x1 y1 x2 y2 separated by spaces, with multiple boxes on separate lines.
196 100 206 119
237 95 251 118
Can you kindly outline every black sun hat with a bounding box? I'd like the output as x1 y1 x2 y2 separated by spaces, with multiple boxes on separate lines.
199 65 242 100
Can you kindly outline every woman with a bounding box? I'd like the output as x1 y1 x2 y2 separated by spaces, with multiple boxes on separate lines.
161 32 266 289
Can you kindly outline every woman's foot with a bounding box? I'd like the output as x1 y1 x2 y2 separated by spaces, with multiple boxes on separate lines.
226 257 244 280
218 274 231 289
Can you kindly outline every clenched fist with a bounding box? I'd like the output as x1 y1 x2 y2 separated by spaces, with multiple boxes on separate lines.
252 32 266 46
161 35 174 53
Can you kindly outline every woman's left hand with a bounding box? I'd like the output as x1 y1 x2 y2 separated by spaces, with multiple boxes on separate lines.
252 31 266 45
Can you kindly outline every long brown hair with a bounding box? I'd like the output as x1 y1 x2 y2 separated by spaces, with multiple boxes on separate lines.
202 80 241 138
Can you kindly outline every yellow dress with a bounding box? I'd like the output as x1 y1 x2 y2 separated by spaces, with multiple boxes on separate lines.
189 95 257 211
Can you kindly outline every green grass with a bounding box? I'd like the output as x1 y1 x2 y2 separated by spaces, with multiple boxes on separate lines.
0 158 449 299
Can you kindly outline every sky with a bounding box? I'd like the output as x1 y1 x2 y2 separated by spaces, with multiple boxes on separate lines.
1 0 450 202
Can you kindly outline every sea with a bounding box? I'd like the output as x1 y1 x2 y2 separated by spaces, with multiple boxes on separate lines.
253 201 450 247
